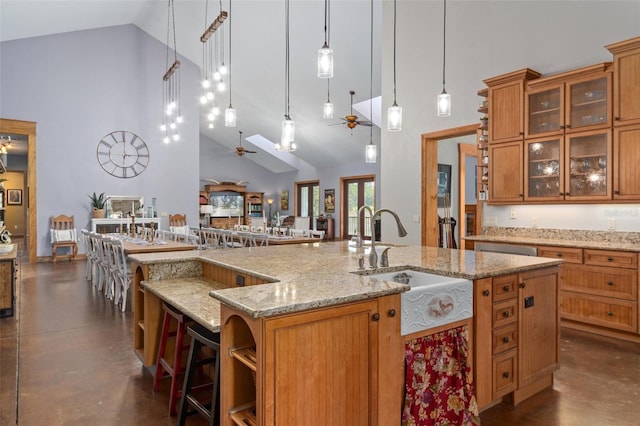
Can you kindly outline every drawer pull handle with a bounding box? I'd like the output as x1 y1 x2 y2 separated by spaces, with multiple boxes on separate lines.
502 336 510 343
502 310 510 318
483 290 490 297
607 257 613 261
607 281 614 286
614 190 620 195
388 309 396 318
372 313 380 321
503 285 511 292
607 311 614 316
502 371 510 379
556 253 563 257
519 282 526 289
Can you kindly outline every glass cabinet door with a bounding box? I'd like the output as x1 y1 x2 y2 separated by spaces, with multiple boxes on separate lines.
527 86 563 137
567 76 610 132
565 130 611 200
526 138 563 200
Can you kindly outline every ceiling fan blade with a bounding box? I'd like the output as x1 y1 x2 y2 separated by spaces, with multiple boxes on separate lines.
328 122 345 126
357 122 374 127
245 150 257 154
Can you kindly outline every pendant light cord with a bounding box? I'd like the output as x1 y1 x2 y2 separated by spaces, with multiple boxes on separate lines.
442 0 447 90
323 0 328 45
285 0 290 119
392 0 397 104
369 0 373 142
326 0 331 101
228 0 232 105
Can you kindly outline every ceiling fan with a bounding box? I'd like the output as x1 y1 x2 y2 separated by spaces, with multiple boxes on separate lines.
235 131 256 156
331 90 373 130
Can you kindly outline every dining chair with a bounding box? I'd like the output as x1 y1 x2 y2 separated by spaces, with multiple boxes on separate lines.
81 229 94 282
169 214 187 227
236 231 252 247
50 214 78 263
220 229 243 248
99 236 117 301
250 232 269 247
92 233 109 293
109 238 131 312
200 228 220 249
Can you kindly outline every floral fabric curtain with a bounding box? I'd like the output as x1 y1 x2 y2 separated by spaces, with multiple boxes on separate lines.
402 325 480 426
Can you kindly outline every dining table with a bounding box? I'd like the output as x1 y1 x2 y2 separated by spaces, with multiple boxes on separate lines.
118 237 198 255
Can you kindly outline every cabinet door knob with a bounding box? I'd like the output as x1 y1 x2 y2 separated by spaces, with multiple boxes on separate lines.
372 313 380 321
565 124 571 128
502 336 510 343
556 253 563 257
519 282 526 288
607 257 613 262
607 281 614 286
483 289 490 297
388 309 396 318
519 132 524 136
502 371 510 379
502 310 510 318
503 284 511 292
560 125 566 129
607 311 614 316
519 193 524 197
614 190 620 195
614 117 620 121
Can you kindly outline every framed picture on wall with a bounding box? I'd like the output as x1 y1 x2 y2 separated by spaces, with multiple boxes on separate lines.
324 189 335 213
281 190 289 211
7 189 22 206
437 164 451 208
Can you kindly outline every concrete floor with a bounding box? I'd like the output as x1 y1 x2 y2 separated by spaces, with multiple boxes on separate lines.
1 253 639 425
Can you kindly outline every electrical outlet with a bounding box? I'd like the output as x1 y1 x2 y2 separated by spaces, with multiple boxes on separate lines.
532 217 538 228
160 211 168 217
510 209 517 219
413 215 420 223
608 219 616 230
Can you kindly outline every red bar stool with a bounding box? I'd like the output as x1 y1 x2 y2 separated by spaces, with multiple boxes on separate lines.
153 302 193 416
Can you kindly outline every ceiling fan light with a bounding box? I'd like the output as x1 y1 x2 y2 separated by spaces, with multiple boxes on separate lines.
225 106 236 127
387 103 402 131
437 90 451 117
317 45 334 78
323 101 334 119
365 141 377 163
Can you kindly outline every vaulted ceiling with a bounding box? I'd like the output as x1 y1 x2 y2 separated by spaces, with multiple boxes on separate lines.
0 0 383 172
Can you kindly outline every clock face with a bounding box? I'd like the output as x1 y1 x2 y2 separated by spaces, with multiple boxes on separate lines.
97 131 149 178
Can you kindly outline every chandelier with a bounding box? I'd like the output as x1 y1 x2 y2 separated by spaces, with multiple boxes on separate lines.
160 0 182 143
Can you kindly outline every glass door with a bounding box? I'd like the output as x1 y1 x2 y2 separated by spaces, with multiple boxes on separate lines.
565 130 611 200
525 138 564 201
342 177 375 241
566 75 610 132
526 86 564 138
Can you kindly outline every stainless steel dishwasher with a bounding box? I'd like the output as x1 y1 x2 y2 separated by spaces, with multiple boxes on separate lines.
475 242 538 256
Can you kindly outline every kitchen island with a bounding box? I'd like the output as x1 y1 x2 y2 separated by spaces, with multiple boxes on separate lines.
130 241 562 425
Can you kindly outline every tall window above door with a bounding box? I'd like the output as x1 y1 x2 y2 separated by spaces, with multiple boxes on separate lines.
295 181 320 219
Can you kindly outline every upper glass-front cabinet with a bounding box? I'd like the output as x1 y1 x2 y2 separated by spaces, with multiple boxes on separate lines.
565 130 612 201
525 138 563 201
526 67 612 138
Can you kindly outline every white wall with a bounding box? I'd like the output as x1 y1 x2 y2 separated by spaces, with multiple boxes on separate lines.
1 25 200 256
381 0 640 244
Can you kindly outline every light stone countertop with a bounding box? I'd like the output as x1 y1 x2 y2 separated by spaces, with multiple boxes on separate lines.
130 241 562 319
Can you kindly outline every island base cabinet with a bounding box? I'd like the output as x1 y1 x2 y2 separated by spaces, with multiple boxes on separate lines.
474 267 559 411
221 294 403 426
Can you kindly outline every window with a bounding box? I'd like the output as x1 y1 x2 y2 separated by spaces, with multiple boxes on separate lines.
295 181 320 221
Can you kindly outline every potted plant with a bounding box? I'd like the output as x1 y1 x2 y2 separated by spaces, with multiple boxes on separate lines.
89 192 106 218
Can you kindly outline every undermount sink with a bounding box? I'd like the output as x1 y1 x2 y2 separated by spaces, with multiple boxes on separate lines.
367 269 473 336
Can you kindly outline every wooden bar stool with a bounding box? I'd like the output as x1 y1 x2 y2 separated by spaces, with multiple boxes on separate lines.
153 302 193 416
177 324 221 426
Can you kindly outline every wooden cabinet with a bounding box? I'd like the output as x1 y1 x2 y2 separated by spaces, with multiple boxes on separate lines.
538 246 639 338
315 217 334 240
0 252 17 318
606 36 640 127
613 125 640 199
245 192 264 224
484 68 541 144
474 267 559 410
221 295 403 426
525 63 612 138
488 141 523 203
525 129 612 201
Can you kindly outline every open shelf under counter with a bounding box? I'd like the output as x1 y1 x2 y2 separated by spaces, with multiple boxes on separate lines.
229 401 257 426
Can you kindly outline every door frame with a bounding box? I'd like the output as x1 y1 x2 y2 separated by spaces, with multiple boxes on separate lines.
421 124 479 247
0 118 37 263
339 174 376 241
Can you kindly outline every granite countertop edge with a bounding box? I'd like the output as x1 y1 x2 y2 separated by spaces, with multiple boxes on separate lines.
464 234 640 252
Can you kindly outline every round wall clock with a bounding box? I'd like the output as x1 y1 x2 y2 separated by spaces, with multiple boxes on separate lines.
97 130 149 178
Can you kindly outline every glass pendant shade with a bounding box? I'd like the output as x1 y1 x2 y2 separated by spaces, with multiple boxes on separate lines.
365 142 377 163
317 44 334 78
280 118 296 150
225 106 236 127
437 90 451 117
323 101 334 119
387 103 402 131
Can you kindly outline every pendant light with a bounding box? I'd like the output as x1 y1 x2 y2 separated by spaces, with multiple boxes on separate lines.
323 75 334 119
365 0 376 163
317 0 333 78
387 0 402 131
161 0 182 143
277 0 296 151
322 0 333 118
224 0 236 127
437 0 451 117
200 0 227 129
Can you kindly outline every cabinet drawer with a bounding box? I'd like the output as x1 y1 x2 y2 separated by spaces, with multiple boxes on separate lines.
561 291 638 333
492 298 518 329
492 274 518 302
492 324 518 355
561 264 637 300
492 349 518 399
584 249 638 269
537 246 583 264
